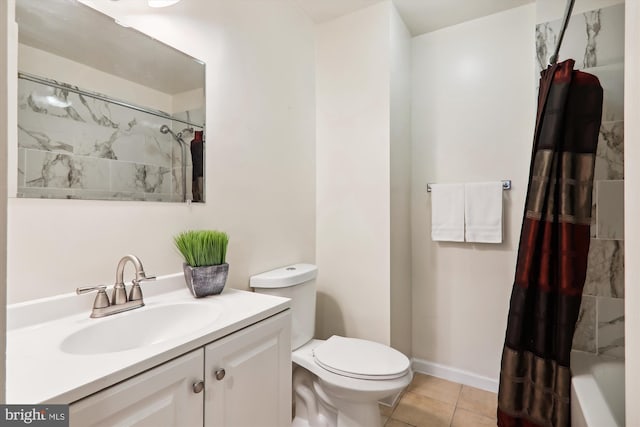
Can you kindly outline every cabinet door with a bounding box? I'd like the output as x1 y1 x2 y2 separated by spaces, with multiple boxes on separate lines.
70 349 204 427
204 311 291 427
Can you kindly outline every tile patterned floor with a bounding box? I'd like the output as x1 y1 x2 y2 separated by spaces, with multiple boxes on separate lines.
379 373 497 427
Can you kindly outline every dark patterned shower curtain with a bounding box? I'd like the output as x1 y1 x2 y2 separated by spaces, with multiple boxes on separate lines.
497 59 603 427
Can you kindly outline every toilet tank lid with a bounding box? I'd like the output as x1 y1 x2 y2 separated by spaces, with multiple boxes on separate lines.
249 263 317 288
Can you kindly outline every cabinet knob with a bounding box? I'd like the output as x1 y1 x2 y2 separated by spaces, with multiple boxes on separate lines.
192 380 204 393
215 369 226 381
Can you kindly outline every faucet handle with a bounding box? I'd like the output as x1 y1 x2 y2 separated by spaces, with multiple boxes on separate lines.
76 285 107 294
76 285 110 309
129 275 156 302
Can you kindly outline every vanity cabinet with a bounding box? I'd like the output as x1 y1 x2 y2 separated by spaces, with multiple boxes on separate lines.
204 310 292 427
69 350 204 427
69 311 291 427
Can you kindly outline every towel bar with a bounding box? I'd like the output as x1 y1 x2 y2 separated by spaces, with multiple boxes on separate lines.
426 180 511 193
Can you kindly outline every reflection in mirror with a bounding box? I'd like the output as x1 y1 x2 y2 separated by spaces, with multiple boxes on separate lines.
15 0 206 202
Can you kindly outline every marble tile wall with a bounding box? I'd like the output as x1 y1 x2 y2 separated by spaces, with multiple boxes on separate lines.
17 78 203 202
536 3 625 359
171 108 206 201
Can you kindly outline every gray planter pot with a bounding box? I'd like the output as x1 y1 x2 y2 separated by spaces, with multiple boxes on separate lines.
183 263 229 298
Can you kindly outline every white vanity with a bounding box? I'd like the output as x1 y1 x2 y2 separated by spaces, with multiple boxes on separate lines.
6 273 292 427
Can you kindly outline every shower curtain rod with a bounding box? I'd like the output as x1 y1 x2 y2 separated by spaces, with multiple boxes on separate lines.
426 180 511 193
549 0 576 64
18 71 205 130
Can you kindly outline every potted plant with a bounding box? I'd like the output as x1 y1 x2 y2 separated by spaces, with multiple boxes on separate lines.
174 230 229 297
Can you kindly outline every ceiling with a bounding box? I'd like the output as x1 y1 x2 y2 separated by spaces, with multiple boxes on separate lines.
292 0 535 36
16 0 535 96
88 0 537 38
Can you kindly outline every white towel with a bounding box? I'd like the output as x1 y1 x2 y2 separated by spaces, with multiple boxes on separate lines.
430 184 465 242
464 181 503 243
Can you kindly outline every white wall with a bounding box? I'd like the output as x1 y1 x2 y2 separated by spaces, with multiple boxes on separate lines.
411 4 536 382
6 0 316 303
18 44 174 113
315 2 392 345
389 5 412 356
624 1 639 424
0 0 11 404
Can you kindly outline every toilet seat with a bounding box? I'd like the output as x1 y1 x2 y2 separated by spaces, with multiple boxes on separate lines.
312 336 410 380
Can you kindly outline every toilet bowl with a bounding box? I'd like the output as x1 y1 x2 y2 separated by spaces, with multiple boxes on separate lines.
292 338 412 427
250 264 412 427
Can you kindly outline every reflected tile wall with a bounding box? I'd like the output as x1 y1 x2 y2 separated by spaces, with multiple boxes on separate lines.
17 78 191 202
24 150 109 191
172 108 204 201
110 162 171 195
171 107 204 202
537 4 625 359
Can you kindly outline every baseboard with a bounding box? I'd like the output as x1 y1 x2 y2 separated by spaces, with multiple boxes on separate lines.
411 358 499 393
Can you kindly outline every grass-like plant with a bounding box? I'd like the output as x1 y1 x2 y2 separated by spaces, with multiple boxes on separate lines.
174 230 229 267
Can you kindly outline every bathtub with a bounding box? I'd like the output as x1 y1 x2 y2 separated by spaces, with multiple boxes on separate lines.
571 351 625 427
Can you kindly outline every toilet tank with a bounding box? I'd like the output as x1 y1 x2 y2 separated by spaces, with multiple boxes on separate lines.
250 264 317 350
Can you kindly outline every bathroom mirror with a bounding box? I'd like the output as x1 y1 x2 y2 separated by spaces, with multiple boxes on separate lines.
15 0 206 203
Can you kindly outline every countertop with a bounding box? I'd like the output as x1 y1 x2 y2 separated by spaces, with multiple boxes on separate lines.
6 273 290 404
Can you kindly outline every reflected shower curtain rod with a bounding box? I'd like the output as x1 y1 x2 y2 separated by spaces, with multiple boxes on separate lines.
18 71 204 129
426 180 511 193
549 0 576 64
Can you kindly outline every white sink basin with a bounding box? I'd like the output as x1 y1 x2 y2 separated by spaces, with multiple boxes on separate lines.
60 303 221 355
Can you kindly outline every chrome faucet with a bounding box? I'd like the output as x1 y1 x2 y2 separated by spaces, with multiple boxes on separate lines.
77 255 156 318
114 254 156 304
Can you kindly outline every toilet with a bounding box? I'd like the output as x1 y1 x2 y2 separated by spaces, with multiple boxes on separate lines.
250 264 412 427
